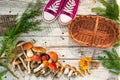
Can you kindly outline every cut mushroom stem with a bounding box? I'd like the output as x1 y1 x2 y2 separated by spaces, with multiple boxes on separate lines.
68 67 76 77
64 64 71 75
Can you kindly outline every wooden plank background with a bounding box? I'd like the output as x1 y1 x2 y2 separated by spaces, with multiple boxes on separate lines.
0 0 120 80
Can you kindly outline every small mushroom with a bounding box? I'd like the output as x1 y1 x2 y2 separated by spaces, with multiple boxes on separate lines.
55 66 64 78
31 55 42 62
33 60 49 73
43 62 57 76
24 57 32 74
68 67 76 77
22 42 34 57
16 53 28 70
72 70 79 77
42 68 51 77
40 53 50 61
12 59 25 77
31 61 41 70
16 40 25 47
48 62 57 71
48 51 58 62
52 62 62 78
64 64 71 75
32 46 46 55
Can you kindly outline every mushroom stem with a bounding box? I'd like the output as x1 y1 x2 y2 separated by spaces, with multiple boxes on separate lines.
19 57 27 70
26 49 34 57
68 67 76 77
43 69 52 76
64 65 70 75
54 66 64 78
33 63 44 73
20 46 27 58
17 65 25 77
27 61 31 74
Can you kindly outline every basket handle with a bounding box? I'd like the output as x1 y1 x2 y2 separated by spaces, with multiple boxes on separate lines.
92 16 99 46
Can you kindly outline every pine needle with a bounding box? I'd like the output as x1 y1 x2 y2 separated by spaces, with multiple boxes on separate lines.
98 48 120 75
0 0 44 78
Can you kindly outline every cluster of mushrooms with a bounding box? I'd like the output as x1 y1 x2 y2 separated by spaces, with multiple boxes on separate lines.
10 41 99 79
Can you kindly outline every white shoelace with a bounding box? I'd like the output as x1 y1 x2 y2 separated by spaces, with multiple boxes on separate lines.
64 0 76 14
48 0 61 13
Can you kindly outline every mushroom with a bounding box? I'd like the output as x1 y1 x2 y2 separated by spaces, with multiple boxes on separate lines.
72 70 79 77
64 64 71 75
48 51 58 62
12 58 25 77
16 40 25 47
15 53 28 70
43 62 57 76
55 66 64 78
32 46 46 55
40 53 50 61
31 61 41 70
68 67 76 77
42 68 51 77
33 60 49 73
52 62 62 78
22 42 34 57
24 57 32 74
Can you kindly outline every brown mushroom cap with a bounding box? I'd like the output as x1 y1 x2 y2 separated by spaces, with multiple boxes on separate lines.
65 64 71 68
71 66 76 71
48 51 58 62
16 40 25 47
32 46 46 53
22 42 33 50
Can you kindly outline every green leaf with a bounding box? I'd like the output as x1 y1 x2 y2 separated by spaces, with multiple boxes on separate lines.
0 77 2 80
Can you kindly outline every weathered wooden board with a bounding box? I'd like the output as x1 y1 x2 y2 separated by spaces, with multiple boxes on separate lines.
0 0 120 80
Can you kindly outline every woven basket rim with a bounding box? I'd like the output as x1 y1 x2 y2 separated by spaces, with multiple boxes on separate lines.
68 15 119 48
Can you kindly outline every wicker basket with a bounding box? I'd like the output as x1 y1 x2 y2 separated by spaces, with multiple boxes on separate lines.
68 15 119 48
